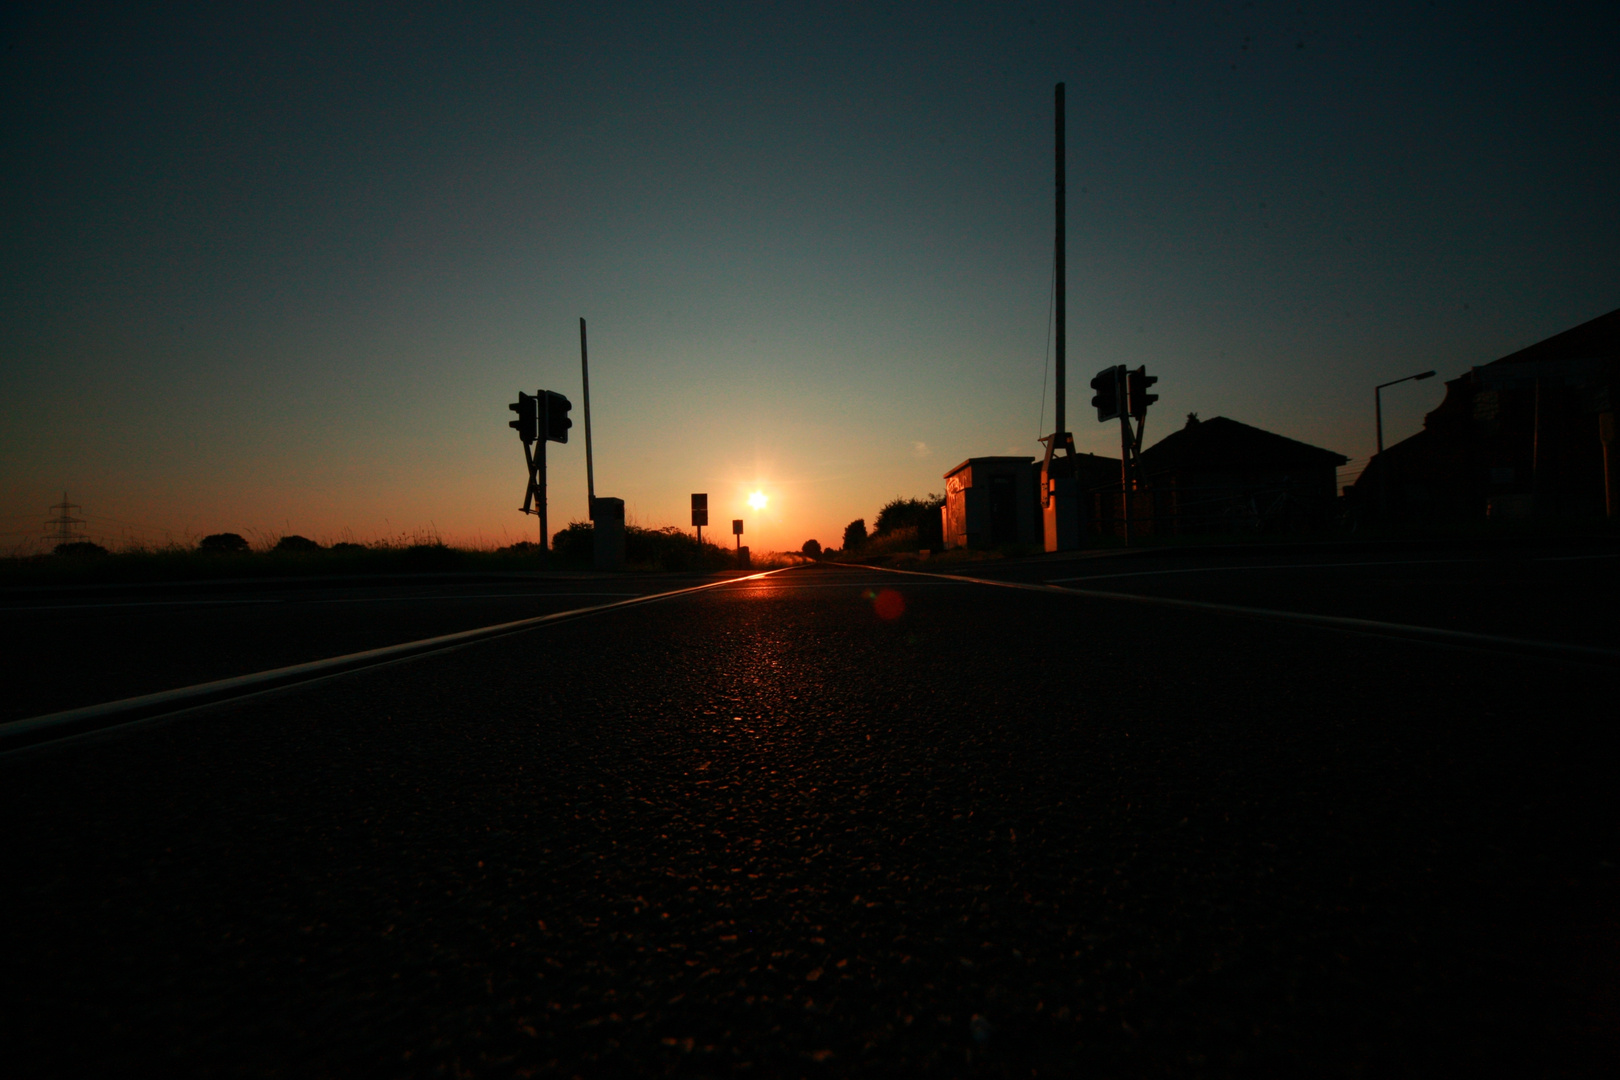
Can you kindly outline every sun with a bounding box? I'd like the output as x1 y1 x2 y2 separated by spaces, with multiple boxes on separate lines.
747 491 768 511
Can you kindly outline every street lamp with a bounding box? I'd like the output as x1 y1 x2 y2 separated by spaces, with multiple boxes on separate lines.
1375 370 1437 453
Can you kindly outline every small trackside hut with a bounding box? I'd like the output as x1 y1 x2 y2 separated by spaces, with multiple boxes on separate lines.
941 457 1040 550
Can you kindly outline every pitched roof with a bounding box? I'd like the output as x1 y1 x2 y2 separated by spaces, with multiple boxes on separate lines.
1138 416 1347 474
1485 306 1620 367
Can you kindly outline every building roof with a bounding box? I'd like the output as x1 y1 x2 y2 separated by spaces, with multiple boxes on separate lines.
1139 416 1347 475
942 456 1034 480
1484 306 1620 367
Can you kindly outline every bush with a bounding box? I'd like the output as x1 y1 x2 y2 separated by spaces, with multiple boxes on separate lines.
329 542 365 553
54 541 108 556
198 532 250 554
801 539 822 559
552 522 594 564
874 494 945 550
551 521 731 571
400 542 457 570
842 519 868 550
273 534 322 552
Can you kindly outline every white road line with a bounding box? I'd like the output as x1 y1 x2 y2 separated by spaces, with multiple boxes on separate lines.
1045 551 1620 584
871 564 1620 664
0 567 801 751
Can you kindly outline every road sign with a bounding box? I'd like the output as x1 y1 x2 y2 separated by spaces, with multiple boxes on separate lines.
691 494 708 527
732 519 743 535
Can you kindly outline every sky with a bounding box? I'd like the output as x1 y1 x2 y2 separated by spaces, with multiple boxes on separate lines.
3 1 1617 554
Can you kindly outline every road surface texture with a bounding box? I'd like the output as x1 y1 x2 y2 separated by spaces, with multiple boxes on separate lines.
3 552 1616 1076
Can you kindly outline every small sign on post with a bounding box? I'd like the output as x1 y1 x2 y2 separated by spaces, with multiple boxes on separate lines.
691 493 708 542
731 519 743 536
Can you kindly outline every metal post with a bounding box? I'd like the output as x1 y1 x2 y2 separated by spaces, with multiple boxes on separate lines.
580 318 595 517
1375 385 1384 454
1054 82 1065 440
1119 411 1132 545
536 434 547 567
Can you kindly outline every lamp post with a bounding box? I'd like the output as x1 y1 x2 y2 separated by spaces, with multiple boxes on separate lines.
1375 370 1437 453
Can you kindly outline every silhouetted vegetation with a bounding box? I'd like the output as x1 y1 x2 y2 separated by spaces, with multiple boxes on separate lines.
53 541 107 556
833 495 946 562
801 539 822 559
552 522 733 572
273 534 323 552
872 494 944 538
198 532 250 554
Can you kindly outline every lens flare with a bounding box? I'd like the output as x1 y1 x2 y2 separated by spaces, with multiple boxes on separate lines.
872 589 905 620
748 491 768 511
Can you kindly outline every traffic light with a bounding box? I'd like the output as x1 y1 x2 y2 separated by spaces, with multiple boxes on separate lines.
543 390 572 444
508 392 537 443
1090 365 1124 422
1126 366 1159 418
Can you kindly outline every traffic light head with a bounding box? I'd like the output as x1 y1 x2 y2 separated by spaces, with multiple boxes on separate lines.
544 390 572 444
1090 365 1124 422
508 392 538 443
1126 367 1159 418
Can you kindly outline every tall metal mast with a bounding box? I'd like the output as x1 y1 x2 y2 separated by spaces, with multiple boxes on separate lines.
580 317 596 517
1054 81 1066 438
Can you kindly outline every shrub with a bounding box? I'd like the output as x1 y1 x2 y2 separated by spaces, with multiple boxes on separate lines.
198 532 250 554
400 542 456 570
842 519 867 550
273 534 322 552
801 539 822 558
552 522 594 564
54 541 108 556
552 522 729 571
874 494 945 550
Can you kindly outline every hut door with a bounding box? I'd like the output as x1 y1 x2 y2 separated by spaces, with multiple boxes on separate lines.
989 475 1017 544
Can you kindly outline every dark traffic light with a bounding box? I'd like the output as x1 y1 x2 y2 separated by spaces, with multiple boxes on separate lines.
1090 365 1124 422
543 390 572 444
1126 367 1159 418
508 392 537 443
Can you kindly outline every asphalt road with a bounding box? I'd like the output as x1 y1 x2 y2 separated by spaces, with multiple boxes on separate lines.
3 550 1617 1076
0 573 739 724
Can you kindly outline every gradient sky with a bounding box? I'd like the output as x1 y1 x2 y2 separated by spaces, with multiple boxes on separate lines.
4 1 1617 554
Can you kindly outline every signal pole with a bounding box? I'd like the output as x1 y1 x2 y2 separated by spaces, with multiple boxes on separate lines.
1054 81 1066 440
580 318 596 517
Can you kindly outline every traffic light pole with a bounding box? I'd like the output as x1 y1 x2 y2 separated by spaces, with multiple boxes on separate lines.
535 435 547 567
1118 413 1132 546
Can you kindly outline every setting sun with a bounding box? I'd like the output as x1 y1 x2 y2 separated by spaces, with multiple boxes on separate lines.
747 491 768 511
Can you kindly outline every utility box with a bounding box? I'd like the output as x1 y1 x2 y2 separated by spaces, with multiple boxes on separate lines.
942 457 1039 549
592 497 625 570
